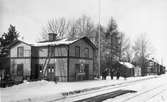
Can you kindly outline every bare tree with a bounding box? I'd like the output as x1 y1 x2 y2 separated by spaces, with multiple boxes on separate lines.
133 34 152 58
66 20 79 40
70 15 95 39
132 33 153 76
41 17 69 40
119 32 132 62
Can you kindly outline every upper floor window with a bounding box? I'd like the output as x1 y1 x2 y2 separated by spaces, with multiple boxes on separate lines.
84 48 89 58
17 47 24 57
75 46 80 57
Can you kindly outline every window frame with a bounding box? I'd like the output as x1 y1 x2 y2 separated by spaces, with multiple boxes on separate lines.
84 48 89 58
17 46 24 57
75 46 80 57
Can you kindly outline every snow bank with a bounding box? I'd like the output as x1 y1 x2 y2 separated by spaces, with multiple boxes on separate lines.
0 75 159 102
31 39 77 46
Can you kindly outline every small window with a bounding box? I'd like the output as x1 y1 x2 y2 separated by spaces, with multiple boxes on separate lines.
17 47 24 57
75 64 85 73
39 65 43 73
48 67 51 72
75 46 80 57
80 64 85 72
75 64 80 73
84 48 89 58
52 67 54 72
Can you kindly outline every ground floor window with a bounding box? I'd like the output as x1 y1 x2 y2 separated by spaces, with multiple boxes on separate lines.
75 64 81 73
75 64 89 80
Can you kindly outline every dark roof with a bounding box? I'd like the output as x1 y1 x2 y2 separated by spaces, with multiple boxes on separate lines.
70 37 97 49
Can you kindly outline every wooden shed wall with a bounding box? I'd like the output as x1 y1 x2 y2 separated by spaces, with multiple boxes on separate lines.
69 39 94 58
36 46 68 81
68 39 94 81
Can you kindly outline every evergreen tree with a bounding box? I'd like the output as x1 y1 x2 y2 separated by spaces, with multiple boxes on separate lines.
0 24 19 56
105 17 121 67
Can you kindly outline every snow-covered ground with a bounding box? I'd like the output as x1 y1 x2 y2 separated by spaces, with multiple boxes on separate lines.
104 74 167 102
0 75 162 102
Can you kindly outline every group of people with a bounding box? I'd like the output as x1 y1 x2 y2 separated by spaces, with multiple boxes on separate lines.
102 68 120 80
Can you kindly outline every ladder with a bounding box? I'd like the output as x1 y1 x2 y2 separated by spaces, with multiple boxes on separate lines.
42 46 53 79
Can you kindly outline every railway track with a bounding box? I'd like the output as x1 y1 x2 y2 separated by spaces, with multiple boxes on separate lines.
49 76 159 102
119 82 167 102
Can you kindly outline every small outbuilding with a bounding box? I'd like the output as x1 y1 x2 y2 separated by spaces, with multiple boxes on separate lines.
119 62 135 77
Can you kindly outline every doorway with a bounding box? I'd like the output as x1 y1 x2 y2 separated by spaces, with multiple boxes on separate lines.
84 64 89 80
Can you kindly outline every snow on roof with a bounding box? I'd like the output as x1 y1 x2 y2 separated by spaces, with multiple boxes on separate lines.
119 62 134 68
30 39 78 47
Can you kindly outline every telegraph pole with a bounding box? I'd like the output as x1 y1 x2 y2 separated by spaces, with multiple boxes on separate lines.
98 0 101 77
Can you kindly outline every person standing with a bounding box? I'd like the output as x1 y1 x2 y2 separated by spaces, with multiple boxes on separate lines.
116 70 120 80
102 71 105 80
123 69 127 80
104 69 108 80
110 69 114 80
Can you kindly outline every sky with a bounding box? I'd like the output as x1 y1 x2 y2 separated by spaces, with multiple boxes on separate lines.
0 0 167 66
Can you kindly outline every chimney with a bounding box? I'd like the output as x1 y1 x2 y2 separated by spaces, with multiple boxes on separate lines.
48 33 57 41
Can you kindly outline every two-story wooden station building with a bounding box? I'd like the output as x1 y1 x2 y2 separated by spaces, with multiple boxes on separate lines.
9 34 97 82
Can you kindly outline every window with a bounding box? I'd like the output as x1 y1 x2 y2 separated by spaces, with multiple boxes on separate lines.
39 65 43 73
55 47 67 56
80 64 85 72
75 64 85 73
17 64 23 76
84 48 89 58
17 47 24 57
75 46 80 57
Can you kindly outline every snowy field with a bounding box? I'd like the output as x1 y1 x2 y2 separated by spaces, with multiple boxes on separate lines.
104 74 167 102
0 75 163 102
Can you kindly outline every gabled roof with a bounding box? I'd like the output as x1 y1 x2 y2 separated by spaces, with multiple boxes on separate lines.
9 36 97 49
79 37 97 49
32 38 77 47
32 37 97 49
8 39 32 49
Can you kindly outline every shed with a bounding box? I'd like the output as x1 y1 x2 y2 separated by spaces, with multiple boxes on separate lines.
119 62 135 77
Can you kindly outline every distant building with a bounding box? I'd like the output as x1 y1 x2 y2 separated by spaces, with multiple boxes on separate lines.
119 62 134 77
146 59 166 75
9 34 97 82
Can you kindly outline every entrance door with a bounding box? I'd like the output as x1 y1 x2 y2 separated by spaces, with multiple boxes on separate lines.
16 64 24 82
84 64 89 80
34 64 43 80
47 64 55 81
34 64 39 79
75 64 80 81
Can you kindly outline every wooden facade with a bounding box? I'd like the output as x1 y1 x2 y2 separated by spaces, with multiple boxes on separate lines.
9 37 96 82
